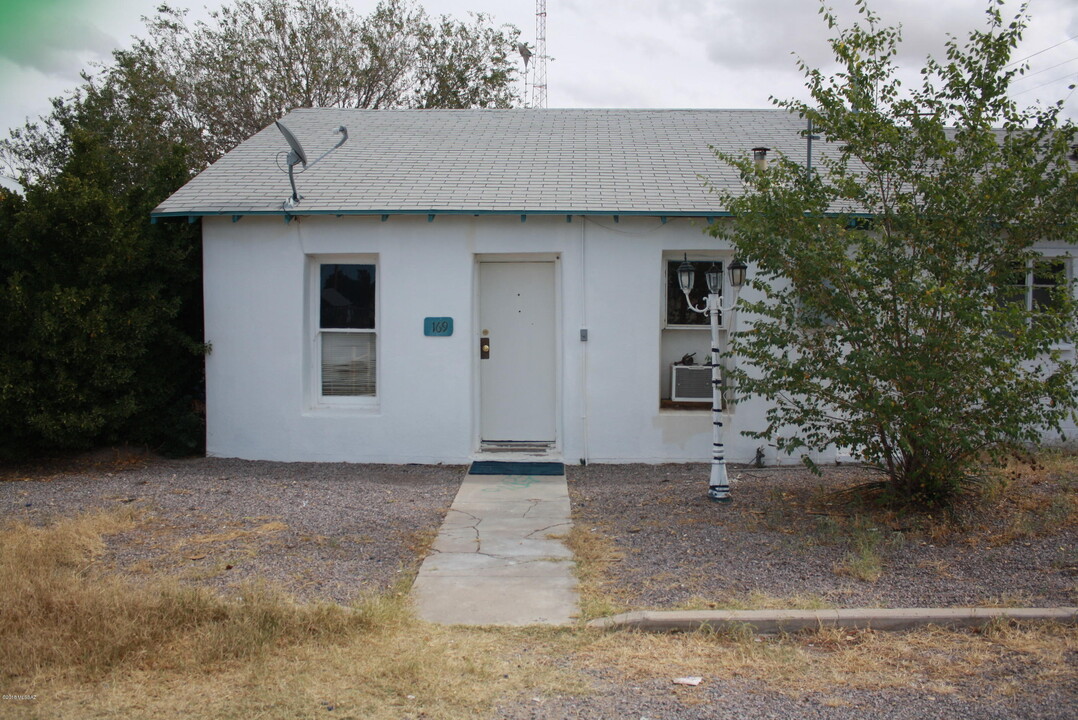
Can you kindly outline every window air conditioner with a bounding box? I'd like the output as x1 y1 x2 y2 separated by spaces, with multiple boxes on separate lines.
671 365 715 402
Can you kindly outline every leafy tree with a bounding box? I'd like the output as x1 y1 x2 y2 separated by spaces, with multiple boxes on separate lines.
0 0 520 458
0 132 203 459
712 0 1078 506
413 11 519 109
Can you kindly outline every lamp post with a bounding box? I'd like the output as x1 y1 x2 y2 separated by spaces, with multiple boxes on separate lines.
678 255 748 502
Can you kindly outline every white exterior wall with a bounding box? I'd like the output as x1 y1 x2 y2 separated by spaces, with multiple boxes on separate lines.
202 214 797 465
202 214 1075 465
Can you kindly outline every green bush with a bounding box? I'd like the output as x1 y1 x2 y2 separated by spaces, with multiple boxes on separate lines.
0 132 204 459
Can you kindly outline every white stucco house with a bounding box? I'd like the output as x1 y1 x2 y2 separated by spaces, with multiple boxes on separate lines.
152 109 1075 465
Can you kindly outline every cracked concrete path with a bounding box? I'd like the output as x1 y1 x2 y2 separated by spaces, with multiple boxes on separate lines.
411 472 579 625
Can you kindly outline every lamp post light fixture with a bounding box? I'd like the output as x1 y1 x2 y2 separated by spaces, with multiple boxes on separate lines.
677 254 748 503
728 258 748 289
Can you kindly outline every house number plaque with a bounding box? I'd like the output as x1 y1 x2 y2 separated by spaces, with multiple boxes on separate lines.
423 317 453 337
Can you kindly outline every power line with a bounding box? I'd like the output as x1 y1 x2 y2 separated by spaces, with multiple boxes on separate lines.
1012 72 1078 96
1004 33 1078 69
1010 56 1078 83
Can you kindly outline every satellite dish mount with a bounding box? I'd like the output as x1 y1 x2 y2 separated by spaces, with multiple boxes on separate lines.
275 120 348 210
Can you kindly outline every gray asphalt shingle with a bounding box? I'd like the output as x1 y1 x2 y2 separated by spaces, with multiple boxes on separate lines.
152 108 814 217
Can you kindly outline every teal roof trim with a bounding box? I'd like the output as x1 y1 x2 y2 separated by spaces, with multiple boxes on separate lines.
150 208 739 220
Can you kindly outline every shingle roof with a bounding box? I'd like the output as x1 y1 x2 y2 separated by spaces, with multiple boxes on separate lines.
152 108 814 218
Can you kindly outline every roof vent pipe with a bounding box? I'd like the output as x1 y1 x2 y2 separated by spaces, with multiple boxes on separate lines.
752 147 770 172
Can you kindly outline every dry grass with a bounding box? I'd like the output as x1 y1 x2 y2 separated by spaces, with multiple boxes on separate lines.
405 525 442 559
976 591 1039 608
0 510 386 681
558 525 628 620
4 453 1076 717
0 511 581 719
830 515 904 583
2 508 1074 718
11 626 583 720
574 621 1078 699
958 449 1078 547
770 451 1078 583
675 590 835 611
181 520 289 547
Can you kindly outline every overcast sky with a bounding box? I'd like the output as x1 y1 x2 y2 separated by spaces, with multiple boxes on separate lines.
0 0 1075 154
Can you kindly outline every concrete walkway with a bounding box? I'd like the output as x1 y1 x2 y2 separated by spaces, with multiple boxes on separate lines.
411 472 579 625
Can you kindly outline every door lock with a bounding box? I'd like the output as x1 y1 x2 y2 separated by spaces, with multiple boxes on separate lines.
480 338 491 359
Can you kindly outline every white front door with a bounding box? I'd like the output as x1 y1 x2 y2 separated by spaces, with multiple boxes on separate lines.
478 261 556 442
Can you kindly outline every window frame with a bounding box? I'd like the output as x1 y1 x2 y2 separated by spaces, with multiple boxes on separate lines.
309 255 379 408
1010 256 1071 313
1001 255 1076 351
661 251 727 330
659 251 732 411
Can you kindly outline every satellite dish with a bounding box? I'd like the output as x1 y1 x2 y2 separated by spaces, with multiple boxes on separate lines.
276 121 308 207
275 120 308 167
274 120 348 210
517 42 532 68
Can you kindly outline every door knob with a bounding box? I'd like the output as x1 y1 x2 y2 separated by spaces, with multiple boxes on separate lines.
480 338 491 359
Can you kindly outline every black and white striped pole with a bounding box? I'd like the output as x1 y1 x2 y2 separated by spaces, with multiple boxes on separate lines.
678 255 748 503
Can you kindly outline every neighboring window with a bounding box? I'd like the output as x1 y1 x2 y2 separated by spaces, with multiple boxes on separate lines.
666 259 723 326
1006 258 1069 315
319 263 376 397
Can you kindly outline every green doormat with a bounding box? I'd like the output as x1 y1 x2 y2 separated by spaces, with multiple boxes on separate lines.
468 461 565 476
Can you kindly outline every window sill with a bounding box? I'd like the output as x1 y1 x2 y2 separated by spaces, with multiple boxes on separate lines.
660 399 712 411
658 400 732 416
304 401 381 417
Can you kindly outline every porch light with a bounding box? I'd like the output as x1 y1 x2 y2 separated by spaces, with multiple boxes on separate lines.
728 258 748 288
677 254 696 294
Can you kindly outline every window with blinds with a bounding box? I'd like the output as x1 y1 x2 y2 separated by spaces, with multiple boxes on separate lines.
319 263 376 397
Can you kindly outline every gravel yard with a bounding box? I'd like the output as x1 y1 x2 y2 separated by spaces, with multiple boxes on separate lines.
2 451 1076 720
568 462 1077 610
3 453 1073 609
497 674 1078 720
0 452 462 604
491 460 1078 720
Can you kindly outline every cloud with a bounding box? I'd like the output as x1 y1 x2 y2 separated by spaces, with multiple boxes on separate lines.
0 6 118 78
553 0 701 107
694 0 1003 72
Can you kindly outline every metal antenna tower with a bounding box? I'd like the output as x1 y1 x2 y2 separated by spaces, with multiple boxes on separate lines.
532 0 548 108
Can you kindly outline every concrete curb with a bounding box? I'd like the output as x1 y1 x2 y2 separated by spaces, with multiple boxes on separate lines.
586 607 1078 634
